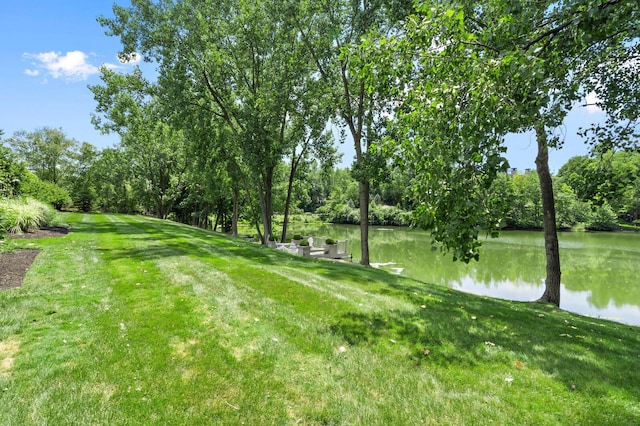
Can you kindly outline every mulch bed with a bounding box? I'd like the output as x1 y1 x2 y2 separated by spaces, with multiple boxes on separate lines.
0 227 69 290
6 226 69 240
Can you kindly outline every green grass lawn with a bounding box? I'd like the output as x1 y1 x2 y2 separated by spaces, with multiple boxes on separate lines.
1 213 639 425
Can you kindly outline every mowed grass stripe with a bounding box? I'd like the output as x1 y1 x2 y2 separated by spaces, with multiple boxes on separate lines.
97 215 462 423
90 214 294 423
122 214 420 314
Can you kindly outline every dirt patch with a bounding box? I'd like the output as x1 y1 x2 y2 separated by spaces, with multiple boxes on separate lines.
7 226 69 240
0 226 69 290
0 249 41 290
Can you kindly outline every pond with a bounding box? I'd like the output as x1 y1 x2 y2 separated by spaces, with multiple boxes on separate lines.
286 223 640 326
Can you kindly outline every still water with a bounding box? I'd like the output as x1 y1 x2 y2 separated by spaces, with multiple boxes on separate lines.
291 224 640 326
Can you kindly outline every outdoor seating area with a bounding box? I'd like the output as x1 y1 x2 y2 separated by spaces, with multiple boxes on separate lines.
271 235 351 260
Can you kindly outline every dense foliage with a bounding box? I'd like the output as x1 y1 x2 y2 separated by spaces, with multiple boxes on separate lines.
2 122 637 235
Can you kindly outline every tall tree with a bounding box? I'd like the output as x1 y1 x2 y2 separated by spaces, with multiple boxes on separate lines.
279 76 339 241
5 127 78 185
367 1 639 305
90 68 187 219
100 0 323 243
287 0 412 265
91 148 138 213
68 142 100 212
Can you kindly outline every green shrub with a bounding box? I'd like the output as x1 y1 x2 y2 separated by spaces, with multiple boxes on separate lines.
298 239 309 246
586 202 619 231
1 148 27 198
325 238 336 245
292 234 302 240
20 171 71 210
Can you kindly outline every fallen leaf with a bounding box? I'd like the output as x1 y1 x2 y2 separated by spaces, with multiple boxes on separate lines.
484 341 495 347
515 360 524 369
471 316 477 320
423 348 431 355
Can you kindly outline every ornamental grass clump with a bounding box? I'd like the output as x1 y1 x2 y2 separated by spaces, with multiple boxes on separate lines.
0 197 55 234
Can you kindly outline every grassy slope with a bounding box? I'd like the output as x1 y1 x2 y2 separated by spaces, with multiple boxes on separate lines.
0 213 639 425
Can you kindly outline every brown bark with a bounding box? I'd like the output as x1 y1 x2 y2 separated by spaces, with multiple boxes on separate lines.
359 180 370 265
534 124 561 306
281 167 294 243
258 168 274 245
231 187 239 237
281 147 306 243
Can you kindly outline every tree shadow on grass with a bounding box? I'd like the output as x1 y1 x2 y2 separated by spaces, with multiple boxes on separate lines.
69 214 376 272
330 278 640 407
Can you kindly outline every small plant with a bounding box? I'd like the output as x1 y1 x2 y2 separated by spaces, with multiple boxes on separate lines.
298 239 309 246
268 235 278 242
292 234 302 240
325 238 336 245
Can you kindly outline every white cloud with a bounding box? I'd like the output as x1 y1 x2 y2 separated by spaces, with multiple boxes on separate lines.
101 62 120 71
23 50 99 81
23 50 143 82
585 91 603 114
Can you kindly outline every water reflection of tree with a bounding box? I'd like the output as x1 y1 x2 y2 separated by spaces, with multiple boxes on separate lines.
562 247 640 308
300 224 640 311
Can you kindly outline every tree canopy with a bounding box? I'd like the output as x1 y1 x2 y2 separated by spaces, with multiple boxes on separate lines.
362 0 640 305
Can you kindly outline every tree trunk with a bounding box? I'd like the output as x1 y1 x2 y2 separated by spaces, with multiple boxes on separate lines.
281 152 297 242
231 187 239 237
258 169 274 244
359 180 370 265
534 124 561 306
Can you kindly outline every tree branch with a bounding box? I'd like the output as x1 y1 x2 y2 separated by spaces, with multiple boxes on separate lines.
201 70 240 134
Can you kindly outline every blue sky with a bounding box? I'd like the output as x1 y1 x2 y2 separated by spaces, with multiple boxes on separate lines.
1 1 606 171
0 1 132 151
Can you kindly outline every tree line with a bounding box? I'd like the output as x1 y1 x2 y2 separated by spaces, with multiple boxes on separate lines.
2 126 638 231
3 0 639 307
